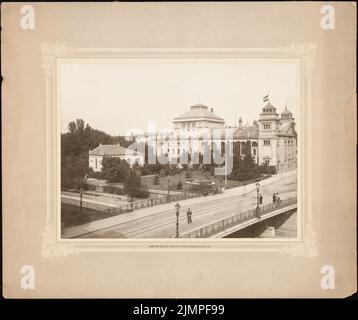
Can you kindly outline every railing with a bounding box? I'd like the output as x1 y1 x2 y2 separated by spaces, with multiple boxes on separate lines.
61 189 217 217
181 197 297 238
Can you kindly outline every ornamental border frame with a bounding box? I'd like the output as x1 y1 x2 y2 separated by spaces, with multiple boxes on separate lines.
41 44 317 257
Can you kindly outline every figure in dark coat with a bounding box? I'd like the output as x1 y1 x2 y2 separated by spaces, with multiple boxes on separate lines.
187 208 192 224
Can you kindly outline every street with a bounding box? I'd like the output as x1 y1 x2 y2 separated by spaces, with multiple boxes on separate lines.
63 170 297 239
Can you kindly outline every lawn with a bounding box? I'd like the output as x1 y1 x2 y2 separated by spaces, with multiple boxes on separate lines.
141 169 261 191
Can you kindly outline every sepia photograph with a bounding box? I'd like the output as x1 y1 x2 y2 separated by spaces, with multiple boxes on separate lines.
60 61 298 239
2 2 355 299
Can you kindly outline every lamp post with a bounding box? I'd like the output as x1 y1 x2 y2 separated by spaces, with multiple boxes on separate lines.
167 176 171 202
175 202 181 238
79 174 88 215
224 143 228 187
256 182 261 219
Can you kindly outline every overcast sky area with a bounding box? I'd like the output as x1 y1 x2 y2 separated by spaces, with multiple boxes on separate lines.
60 61 298 136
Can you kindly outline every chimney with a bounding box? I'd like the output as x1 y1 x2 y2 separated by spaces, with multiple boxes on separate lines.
211 108 213 113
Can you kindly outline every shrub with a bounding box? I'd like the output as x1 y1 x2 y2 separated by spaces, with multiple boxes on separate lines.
153 174 160 185
133 189 150 199
103 185 124 195
176 181 183 190
142 166 154 176
257 164 277 175
83 184 96 191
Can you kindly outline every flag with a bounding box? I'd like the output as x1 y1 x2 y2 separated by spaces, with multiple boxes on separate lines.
263 94 269 103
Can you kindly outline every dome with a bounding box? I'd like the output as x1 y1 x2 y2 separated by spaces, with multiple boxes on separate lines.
281 106 293 118
261 102 277 114
173 103 225 123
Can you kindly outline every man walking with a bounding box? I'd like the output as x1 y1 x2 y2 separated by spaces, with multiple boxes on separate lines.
259 194 263 205
273 193 276 204
187 208 192 224
276 193 281 204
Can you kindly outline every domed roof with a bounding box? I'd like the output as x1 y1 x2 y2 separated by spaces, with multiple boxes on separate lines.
261 102 277 114
173 103 225 123
281 106 293 117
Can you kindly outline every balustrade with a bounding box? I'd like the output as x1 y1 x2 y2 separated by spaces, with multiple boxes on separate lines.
182 197 297 238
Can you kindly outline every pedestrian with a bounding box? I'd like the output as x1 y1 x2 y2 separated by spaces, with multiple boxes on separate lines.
259 193 263 205
276 194 281 204
187 208 192 224
273 193 276 203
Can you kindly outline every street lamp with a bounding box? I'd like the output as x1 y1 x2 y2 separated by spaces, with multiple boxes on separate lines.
167 176 171 202
79 174 88 215
175 202 181 238
256 182 261 219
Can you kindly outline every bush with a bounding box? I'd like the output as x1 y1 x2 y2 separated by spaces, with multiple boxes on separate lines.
103 185 124 195
142 166 154 176
176 181 183 190
153 174 160 185
185 171 192 179
83 184 96 191
87 169 104 179
257 164 277 175
133 189 150 199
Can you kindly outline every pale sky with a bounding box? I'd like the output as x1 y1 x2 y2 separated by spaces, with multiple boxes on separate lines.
60 61 298 135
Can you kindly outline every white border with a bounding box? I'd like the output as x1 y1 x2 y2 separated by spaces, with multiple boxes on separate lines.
41 45 317 257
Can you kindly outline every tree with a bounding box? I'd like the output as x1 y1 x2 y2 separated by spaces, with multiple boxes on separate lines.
102 158 130 182
233 141 242 170
61 119 129 190
229 141 260 182
124 170 145 200
243 141 255 169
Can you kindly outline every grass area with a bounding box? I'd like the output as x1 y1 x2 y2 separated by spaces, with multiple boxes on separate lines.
141 169 263 191
61 203 120 228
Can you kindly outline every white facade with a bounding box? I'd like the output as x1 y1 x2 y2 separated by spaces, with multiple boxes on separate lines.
89 143 144 172
129 101 297 171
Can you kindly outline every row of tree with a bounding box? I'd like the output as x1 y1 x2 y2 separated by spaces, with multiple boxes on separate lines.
230 141 276 181
62 119 276 194
61 119 131 190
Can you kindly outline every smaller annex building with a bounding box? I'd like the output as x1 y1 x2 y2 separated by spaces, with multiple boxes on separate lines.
89 143 144 172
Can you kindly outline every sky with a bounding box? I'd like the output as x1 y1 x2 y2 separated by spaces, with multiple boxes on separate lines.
60 61 298 136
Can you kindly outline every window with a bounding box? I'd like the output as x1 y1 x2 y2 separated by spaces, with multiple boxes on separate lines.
252 141 257 147
253 149 256 156
265 160 270 165
264 140 270 146
263 123 271 130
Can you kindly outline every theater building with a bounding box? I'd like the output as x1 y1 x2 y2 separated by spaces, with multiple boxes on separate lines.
127 100 297 172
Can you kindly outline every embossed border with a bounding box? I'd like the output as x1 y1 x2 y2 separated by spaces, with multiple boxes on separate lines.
41 44 317 257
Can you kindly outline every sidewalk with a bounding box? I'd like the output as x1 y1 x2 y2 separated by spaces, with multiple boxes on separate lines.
62 169 296 238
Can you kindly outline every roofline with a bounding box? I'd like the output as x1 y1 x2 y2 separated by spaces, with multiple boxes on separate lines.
173 117 225 123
